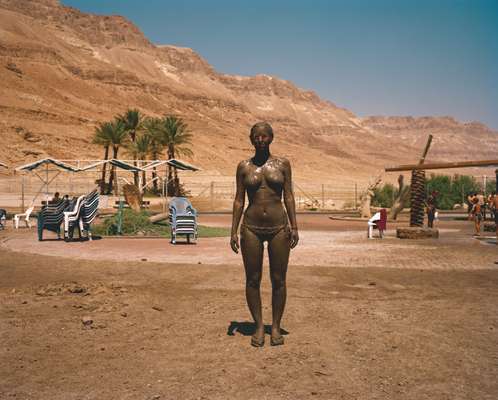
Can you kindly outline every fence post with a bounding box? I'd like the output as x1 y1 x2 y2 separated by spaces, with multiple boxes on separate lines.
321 184 325 209
210 181 214 211
354 183 358 210
21 175 25 212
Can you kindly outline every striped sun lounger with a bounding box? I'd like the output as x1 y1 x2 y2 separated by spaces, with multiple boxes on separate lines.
64 190 99 241
169 197 197 244
38 199 68 241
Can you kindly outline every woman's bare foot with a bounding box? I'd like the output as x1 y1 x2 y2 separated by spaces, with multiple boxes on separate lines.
251 325 265 347
270 326 284 346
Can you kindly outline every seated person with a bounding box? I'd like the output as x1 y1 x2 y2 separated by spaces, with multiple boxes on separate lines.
0 208 6 230
49 192 61 204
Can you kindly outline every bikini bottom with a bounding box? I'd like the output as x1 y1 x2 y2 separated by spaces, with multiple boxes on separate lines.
241 223 289 242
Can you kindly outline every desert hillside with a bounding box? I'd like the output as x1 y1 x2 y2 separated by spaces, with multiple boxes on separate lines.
1 0 497 185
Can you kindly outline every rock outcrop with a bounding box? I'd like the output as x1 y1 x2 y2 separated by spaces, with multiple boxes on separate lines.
1 0 497 184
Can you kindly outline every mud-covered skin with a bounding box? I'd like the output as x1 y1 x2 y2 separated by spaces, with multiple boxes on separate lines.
239 157 289 228
230 122 298 346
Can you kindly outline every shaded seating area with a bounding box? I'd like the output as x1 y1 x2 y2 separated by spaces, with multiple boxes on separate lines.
169 197 197 244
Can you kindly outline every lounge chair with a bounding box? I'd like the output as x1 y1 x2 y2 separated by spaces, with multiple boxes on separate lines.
14 206 34 229
169 197 197 244
37 200 67 241
63 195 85 241
0 209 6 230
367 208 387 239
80 190 99 241
64 190 99 241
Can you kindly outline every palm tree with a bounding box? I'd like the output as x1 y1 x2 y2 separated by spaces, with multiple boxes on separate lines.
117 109 144 187
160 115 193 196
126 133 151 191
143 117 165 193
93 122 113 194
107 119 128 194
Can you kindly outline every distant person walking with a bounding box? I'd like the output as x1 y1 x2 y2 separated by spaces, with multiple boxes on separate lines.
491 193 498 243
467 193 476 217
425 191 438 229
470 197 482 236
476 191 486 220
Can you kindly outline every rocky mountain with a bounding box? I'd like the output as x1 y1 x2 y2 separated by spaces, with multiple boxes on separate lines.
1 0 496 184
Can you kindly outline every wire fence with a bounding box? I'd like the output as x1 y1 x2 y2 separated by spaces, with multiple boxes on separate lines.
2 162 496 212
0 168 362 212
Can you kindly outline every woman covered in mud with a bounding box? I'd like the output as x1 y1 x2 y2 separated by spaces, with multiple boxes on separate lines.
230 122 299 347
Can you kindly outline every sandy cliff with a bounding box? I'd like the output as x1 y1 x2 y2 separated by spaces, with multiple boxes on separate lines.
1 0 496 184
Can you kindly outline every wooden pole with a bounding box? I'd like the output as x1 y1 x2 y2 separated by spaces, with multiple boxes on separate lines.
408 135 433 227
321 184 325 209
354 183 357 210
210 181 214 211
419 134 433 164
386 159 498 172
21 175 25 212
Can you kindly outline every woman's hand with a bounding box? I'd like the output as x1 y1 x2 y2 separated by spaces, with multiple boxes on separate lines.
290 228 299 249
230 233 240 253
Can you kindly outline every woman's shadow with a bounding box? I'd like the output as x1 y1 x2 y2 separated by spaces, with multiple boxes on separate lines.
226 321 289 336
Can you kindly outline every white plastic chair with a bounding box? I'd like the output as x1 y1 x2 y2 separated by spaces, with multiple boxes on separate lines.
63 195 85 239
14 206 34 229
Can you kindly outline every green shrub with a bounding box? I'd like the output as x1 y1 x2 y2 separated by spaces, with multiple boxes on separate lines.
427 174 481 210
93 209 229 238
93 209 153 236
372 174 484 210
372 183 396 208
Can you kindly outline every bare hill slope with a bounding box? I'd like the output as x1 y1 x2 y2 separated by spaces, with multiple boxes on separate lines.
1 0 496 184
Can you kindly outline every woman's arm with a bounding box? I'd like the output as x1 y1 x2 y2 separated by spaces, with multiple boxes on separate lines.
230 161 246 253
282 158 299 248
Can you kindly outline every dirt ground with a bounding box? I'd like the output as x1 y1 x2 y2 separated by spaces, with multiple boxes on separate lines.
1 215 498 399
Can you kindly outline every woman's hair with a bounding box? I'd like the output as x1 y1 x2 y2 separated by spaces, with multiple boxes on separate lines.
250 122 274 140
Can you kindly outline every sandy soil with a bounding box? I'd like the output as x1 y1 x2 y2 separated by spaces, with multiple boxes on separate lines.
1 217 498 399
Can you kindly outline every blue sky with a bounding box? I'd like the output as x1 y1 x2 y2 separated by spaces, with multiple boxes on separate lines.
62 0 498 129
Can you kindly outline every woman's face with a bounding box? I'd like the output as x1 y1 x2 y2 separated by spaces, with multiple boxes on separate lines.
251 128 273 150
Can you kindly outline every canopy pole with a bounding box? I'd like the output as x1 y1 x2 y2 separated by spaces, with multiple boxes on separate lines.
46 164 49 201
21 175 25 213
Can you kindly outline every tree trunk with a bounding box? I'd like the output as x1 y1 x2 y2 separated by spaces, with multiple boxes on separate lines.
152 167 158 194
410 170 426 227
131 130 139 187
389 174 410 220
142 168 147 192
360 192 374 218
360 177 382 218
167 147 174 196
151 150 159 194
100 145 109 195
171 147 179 196
108 147 119 194
389 187 410 220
